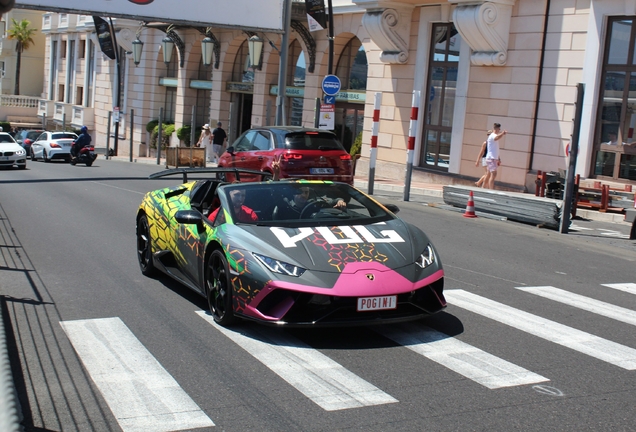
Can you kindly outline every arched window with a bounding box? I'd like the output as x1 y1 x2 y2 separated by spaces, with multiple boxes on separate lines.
232 41 253 83
286 40 305 126
335 38 367 90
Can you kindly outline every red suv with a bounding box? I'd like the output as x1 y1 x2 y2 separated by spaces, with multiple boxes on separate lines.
218 127 353 185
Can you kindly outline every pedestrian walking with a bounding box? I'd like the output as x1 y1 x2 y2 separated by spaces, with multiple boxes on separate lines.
211 122 227 162
197 124 215 163
484 123 506 189
474 130 492 187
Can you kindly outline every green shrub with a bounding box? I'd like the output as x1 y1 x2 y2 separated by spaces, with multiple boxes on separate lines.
0 121 11 132
177 125 191 147
150 123 175 149
146 119 159 133
350 131 362 157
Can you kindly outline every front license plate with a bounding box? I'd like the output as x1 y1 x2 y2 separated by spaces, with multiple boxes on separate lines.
0 156 8 161
357 295 397 312
310 167 334 175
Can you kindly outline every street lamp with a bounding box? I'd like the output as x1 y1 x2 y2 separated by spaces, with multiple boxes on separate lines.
201 36 214 67
131 37 143 66
248 34 263 69
161 36 174 64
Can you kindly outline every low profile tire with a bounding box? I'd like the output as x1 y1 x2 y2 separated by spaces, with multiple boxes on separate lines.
43 150 49 162
86 160 93 167
136 215 157 277
30 150 37 161
206 250 236 326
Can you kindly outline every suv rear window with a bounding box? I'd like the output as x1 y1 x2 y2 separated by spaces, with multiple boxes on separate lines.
284 132 343 151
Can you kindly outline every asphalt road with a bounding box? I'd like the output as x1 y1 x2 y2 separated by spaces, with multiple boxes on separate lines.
1 158 635 431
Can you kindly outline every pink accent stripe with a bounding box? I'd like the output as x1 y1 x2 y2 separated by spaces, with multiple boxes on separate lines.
242 264 444 321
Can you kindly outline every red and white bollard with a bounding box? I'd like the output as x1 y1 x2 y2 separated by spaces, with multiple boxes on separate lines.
404 90 420 201
368 92 382 195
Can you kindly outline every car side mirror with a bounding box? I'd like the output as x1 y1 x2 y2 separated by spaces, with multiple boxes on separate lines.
383 203 400 214
175 209 203 224
226 146 234 155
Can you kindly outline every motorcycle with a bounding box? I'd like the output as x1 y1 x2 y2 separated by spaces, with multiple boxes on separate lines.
70 144 97 166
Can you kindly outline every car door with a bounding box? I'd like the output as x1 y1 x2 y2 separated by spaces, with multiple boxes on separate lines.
245 130 273 173
225 130 258 181
31 132 47 157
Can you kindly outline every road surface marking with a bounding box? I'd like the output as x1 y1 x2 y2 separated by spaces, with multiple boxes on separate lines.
445 289 636 370
517 286 636 326
60 317 214 432
375 323 548 389
197 311 397 411
602 283 636 295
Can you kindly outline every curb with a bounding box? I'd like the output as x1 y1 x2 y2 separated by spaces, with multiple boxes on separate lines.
0 302 23 432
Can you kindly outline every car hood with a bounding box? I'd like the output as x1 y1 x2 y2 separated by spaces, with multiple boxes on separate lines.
221 218 432 273
0 142 24 152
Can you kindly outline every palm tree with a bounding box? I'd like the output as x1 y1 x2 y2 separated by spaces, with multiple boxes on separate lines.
7 18 36 95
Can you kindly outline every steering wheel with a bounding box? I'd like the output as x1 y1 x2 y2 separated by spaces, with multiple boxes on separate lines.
300 201 328 219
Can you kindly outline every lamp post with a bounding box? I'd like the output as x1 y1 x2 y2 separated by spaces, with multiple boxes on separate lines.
132 37 143 66
162 36 174 64
275 0 292 126
248 34 263 69
201 36 214 67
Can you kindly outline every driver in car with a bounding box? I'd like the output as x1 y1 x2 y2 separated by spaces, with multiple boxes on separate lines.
275 186 346 219
208 189 258 223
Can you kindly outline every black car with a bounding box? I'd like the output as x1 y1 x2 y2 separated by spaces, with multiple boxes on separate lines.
14 129 45 154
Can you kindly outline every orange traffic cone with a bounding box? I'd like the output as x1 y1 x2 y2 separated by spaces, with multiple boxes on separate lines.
463 190 477 218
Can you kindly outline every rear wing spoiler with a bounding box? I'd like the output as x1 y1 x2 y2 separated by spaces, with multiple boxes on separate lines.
148 167 273 183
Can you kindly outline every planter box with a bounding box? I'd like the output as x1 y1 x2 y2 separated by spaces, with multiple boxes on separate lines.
166 147 206 168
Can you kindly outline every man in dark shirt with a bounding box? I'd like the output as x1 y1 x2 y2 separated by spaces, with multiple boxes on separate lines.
211 122 227 161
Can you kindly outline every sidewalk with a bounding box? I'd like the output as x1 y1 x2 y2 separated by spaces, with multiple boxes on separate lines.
105 155 628 224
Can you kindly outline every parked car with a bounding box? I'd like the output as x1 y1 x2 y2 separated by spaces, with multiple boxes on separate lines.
30 131 78 162
136 167 445 326
0 132 27 169
14 129 44 154
218 126 354 185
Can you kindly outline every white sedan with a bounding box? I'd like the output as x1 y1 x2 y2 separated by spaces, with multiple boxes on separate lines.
30 131 78 162
0 132 27 169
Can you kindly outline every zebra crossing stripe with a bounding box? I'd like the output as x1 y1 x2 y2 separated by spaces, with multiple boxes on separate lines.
60 317 214 432
196 311 398 411
375 323 548 389
517 286 636 327
602 283 636 295
445 289 636 370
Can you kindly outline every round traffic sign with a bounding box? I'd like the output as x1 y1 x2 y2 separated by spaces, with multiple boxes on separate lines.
322 75 341 96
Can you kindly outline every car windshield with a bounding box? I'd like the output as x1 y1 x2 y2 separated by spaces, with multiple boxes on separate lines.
284 132 344 151
52 133 77 140
0 135 16 143
220 182 394 226
27 131 43 139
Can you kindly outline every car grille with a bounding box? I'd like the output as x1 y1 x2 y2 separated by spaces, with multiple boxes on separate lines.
0 151 15 156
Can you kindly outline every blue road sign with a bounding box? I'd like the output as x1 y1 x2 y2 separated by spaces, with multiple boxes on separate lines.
324 95 336 104
322 75 341 96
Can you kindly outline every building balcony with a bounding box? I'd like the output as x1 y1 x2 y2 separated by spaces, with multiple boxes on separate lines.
76 15 93 30
53 102 73 125
71 105 94 129
58 14 78 31
42 13 57 32
37 99 54 118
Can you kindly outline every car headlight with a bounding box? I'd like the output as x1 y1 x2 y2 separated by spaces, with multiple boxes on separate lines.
15 149 25 156
253 253 306 277
415 244 435 269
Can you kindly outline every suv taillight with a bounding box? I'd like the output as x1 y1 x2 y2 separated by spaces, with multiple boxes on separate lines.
340 154 351 160
283 153 303 160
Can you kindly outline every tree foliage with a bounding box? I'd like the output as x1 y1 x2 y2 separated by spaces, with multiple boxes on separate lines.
7 18 37 95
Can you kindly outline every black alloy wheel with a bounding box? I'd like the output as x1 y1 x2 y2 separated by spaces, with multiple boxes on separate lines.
30 150 37 161
43 150 49 162
206 250 236 326
136 215 156 276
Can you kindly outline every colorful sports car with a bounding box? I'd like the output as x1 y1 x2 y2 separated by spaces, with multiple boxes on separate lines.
136 168 446 326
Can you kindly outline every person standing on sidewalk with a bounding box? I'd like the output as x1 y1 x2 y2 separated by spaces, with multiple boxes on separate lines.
211 122 227 163
484 123 506 189
197 124 214 163
474 130 492 187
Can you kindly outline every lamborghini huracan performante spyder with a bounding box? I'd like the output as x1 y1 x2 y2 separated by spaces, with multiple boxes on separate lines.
136 168 446 326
